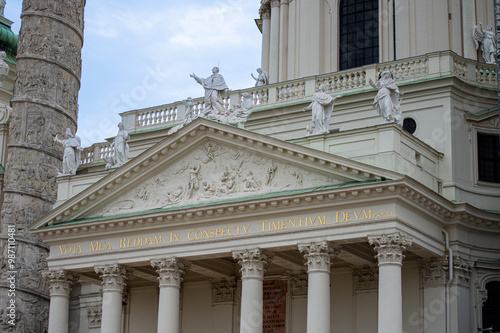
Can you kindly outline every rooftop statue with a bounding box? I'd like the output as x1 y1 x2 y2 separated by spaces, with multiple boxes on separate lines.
302 84 341 136
251 68 269 87
368 71 403 126
0 0 5 17
190 67 230 119
113 122 130 167
168 97 198 135
54 128 82 176
473 22 497 64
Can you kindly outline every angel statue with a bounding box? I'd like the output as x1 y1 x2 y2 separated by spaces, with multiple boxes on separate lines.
54 128 82 176
473 22 496 64
368 70 403 126
302 84 341 136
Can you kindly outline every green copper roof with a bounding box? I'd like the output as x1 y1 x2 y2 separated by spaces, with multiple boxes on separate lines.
0 22 17 61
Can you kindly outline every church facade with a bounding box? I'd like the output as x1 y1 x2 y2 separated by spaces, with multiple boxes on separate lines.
0 1 499 333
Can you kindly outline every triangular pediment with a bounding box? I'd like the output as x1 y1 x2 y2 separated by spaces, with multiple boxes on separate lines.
31 119 402 228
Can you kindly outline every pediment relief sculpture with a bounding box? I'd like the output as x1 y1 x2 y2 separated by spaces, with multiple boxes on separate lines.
90 140 341 218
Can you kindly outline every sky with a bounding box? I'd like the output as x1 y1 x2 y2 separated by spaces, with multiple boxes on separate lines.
5 0 263 147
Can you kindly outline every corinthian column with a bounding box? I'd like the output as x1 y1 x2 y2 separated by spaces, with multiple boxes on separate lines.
95 264 133 333
299 241 341 333
43 270 78 333
259 3 271 75
269 0 281 83
368 233 412 333
151 258 190 333
233 248 273 333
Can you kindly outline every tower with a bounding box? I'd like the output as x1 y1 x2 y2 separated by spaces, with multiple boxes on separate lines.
0 1 85 331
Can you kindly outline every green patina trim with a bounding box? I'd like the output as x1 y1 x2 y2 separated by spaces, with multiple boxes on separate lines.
0 164 4 174
476 259 500 264
40 179 392 228
467 107 498 117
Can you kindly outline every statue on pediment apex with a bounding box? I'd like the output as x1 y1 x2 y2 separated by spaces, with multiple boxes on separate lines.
190 67 230 119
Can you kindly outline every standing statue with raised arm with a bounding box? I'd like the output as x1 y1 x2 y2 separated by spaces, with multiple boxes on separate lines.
190 67 229 119
368 70 403 126
113 122 130 167
54 128 82 176
473 22 496 64
251 68 269 87
302 84 341 135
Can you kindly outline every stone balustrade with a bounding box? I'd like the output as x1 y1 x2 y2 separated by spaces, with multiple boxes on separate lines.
79 51 496 168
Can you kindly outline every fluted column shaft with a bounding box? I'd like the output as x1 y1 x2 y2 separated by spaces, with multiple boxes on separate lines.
95 264 132 333
269 0 281 83
151 258 190 333
299 241 341 333
43 270 77 333
369 233 412 333
233 248 272 333
260 5 271 75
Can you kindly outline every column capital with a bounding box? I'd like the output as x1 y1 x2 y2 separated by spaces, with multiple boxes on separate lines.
151 257 191 288
42 269 78 297
444 255 472 287
270 0 281 8
419 258 447 287
95 264 133 292
232 248 273 280
368 233 412 266
298 241 341 273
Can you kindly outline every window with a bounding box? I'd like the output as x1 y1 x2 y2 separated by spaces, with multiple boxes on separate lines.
482 281 500 331
477 133 500 183
339 0 379 70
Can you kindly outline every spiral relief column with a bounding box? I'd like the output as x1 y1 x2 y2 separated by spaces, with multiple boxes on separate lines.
0 1 85 332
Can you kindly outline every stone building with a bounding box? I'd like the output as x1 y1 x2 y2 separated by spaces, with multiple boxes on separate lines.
1 0 500 333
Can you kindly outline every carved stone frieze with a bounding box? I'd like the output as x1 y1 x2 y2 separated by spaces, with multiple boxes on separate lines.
211 278 236 304
286 272 308 296
233 248 273 280
444 255 472 287
352 266 378 291
94 264 133 293
419 258 447 287
151 258 191 288
368 233 412 265
298 241 341 273
42 270 77 297
90 140 340 218
87 305 102 328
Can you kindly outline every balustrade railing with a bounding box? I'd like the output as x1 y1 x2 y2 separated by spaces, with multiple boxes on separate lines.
81 51 497 167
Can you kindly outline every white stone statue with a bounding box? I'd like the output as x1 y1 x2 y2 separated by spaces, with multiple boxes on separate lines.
251 68 269 87
167 97 198 135
112 122 130 167
368 71 403 126
302 84 341 136
0 0 6 17
190 67 230 119
229 92 254 128
54 128 82 176
0 51 10 88
473 23 497 64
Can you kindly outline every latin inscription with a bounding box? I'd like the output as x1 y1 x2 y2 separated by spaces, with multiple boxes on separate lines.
55 209 393 256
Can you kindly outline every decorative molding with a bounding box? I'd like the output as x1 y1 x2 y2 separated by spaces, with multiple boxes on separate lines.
233 248 273 280
419 258 447 287
298 241 341 273
368 233 412 266
87 305 102 328
94 264 133 293
352 266 378 291
211 278 236 304
286 272 308 296
42 270 78 297
151 258 191 288
444 255 472 287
